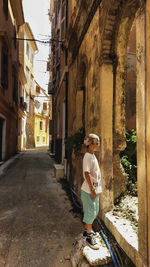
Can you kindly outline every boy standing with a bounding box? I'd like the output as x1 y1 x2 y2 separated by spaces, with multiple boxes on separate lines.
81 133 102 250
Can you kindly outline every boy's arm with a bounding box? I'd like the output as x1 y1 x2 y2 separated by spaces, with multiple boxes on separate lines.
84 171 97 198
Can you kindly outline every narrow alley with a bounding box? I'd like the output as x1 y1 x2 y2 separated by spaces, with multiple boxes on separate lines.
0 151 83 267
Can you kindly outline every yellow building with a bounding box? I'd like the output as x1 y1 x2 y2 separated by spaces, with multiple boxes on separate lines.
34 83 50 148
18 24 27 151
22 22 38 149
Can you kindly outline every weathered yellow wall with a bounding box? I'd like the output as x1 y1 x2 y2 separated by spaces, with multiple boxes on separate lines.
136 12 148 266
67 0 148 266
34 116 49 147
68 8 104 206
146 1 150 265
68 8 100 135
99 64 113 212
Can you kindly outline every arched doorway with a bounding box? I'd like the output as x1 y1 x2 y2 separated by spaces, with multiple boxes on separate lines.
113 1 147 265
101 0 147 265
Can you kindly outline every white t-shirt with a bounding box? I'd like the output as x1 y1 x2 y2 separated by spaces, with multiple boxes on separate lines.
81 152 102 194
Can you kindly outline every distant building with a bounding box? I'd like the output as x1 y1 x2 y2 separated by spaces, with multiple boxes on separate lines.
22 22 38 149
18 24 27 151
34 83 50 148
0 0 24 161
49 0 68 163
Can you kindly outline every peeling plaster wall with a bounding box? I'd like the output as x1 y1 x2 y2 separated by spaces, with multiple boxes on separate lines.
146 1 150 264
68 8 101 201
68 8 101 135
67 0 148 264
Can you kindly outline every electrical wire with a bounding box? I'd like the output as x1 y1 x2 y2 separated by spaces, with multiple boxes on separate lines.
15 37 63 44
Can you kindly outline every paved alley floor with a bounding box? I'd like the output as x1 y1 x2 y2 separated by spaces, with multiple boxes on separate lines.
0 150 83 267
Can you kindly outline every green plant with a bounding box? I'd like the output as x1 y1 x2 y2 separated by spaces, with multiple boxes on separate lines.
120 129 137 196
65 127 85 153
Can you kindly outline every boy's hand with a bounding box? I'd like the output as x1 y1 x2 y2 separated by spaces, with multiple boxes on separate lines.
91 190 97 199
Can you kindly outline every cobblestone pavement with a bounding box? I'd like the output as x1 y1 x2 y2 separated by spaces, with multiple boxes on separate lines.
0 150 83 267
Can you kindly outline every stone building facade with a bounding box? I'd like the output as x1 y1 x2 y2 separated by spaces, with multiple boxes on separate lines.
50 0 150 266
23 23 38 149
34 83 50 148
0 0 24 161
49 0 68 163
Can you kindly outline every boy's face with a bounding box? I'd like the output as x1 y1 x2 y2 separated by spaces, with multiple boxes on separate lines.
89 139 100 151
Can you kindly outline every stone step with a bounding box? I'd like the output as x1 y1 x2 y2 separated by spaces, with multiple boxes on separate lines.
70 233 113 266
54 164 64 179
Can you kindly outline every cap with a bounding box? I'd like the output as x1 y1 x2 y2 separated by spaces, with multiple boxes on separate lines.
84 133 100 146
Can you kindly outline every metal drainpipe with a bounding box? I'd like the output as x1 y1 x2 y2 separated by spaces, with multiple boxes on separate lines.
65 0 68 158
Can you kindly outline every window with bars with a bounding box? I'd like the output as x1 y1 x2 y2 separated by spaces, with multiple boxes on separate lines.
3 0 8 19
1 46 8 90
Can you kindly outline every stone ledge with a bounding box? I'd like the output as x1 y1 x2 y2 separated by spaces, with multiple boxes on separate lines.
70 233 113 266
54 164 64 179
102 211 138 266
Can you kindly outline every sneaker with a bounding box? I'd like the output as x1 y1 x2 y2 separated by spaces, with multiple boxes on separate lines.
83 230 100 237
86 233 99 250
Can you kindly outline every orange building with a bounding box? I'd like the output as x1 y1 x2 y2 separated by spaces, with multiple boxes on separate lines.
0 0 24 161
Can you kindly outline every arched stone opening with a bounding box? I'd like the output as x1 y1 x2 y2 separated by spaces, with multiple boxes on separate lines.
126 21 136 131
112 1 144 201
100 0 141 205
101 0 147 264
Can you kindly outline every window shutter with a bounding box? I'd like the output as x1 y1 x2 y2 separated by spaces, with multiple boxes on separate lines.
1 46 8 90
43 102 47 110
13 75 18 103
36 86 40 93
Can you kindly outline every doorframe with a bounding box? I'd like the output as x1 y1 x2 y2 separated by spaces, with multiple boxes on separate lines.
0 114 6 161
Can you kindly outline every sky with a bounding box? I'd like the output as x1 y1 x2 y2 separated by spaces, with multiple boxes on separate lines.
22 0 51 91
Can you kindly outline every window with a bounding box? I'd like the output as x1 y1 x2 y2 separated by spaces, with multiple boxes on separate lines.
43 102 47 110
36 85 40 93
12 74 18 103
42 136 46 143
49 120 52 134
3 0 8 19
1 46 8 90
36 136 40 143
39 121 43 131
26 43 29 58
13 27 17 49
